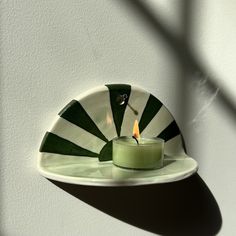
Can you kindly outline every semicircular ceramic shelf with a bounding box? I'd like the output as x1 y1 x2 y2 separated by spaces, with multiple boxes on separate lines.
38 84 198 186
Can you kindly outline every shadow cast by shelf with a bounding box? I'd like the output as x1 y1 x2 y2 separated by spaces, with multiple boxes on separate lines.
51 173 222 236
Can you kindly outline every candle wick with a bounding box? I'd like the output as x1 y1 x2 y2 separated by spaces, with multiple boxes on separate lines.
132 136 139 145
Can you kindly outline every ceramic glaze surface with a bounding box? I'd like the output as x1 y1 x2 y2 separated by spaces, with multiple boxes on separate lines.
38 84 198 185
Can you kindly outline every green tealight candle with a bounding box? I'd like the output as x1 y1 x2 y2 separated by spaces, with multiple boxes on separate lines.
112 137 164 170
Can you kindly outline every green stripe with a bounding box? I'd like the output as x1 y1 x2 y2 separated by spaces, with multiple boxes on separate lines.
139 94 163 133
106 84 131 137
157 121 180 141
98 140 113 161
59 100 108 143
39 132 98 157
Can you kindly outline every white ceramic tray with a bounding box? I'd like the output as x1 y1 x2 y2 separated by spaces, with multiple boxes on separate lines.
38 84 198 186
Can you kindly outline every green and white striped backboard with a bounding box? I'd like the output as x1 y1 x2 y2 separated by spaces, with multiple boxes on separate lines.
40 84 186 158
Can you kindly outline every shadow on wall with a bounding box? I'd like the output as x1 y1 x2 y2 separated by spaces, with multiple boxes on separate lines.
51 174 222 236
121 0 236 122
48 1 225 235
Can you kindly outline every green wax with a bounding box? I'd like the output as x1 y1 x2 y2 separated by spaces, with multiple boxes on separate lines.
112 137 164 170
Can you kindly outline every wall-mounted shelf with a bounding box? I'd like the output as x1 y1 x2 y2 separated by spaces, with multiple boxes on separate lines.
38 84 198 186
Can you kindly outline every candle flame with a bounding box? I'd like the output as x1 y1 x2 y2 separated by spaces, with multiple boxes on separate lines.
132 119 140 139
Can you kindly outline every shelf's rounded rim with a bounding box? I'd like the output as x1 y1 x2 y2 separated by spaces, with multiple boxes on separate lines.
38 155 198 187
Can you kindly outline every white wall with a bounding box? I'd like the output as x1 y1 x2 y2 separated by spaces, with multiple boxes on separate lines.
1 0 236 235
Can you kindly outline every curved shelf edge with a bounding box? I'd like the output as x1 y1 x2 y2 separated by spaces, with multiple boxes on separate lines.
37 154 198 186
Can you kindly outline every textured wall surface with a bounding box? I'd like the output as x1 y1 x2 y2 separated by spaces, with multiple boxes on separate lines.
1 0 236 235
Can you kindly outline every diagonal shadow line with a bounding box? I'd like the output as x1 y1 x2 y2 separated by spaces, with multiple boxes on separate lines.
179 0 194 126
122 0 236 122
